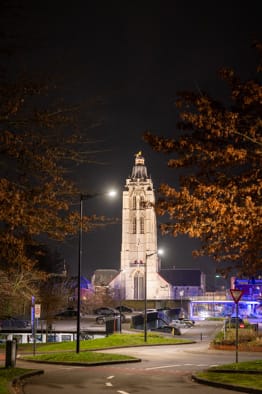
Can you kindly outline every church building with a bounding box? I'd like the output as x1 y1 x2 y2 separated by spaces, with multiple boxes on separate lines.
109 152 171 300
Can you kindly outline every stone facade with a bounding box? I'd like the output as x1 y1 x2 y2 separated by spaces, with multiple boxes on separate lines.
110 152 170 300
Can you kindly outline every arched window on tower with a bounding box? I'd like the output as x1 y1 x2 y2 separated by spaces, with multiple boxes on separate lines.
133 195 136 210
140 216 144 234
132 217 136 234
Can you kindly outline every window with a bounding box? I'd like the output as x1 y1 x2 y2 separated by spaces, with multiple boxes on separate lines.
140 216 144 234
134 272 144 300
132 217 136 233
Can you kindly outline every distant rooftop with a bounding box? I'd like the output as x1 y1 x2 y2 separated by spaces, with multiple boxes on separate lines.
160 269 203 286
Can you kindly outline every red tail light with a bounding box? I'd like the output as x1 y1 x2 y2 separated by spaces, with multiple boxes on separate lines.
239 323 245 328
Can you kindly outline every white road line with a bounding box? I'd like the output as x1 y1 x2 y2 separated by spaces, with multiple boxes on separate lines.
107 376 115 379
106 382 113 387
117 391 130 394
145 364 180 370
59 366 82 370
146 363 215 370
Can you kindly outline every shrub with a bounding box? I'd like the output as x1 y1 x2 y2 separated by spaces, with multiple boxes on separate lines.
212 328 258 346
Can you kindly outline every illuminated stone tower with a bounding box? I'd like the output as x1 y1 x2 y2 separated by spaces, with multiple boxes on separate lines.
118 152 170 300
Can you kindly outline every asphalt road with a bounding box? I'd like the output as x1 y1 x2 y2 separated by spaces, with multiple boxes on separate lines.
18 321 261 394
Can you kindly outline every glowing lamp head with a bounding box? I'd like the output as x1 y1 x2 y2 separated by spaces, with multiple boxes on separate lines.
107 190 117 198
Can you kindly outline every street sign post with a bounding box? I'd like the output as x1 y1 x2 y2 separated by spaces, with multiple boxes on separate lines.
230 289 244 303
230 288 244 363
31 296 36 355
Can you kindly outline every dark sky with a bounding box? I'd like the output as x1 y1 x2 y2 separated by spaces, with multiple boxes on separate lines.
5 1 262 287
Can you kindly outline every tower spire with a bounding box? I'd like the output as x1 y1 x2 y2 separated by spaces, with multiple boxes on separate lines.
131 151 148 180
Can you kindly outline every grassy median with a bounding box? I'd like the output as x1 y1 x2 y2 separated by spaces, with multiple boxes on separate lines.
18 332 191 352
0 368 35 394
194 360 262 392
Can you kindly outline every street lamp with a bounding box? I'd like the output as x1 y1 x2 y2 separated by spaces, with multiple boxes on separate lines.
76 190 117 353
144 249 163 342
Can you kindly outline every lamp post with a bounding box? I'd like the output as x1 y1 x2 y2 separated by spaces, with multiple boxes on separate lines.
76 194 84 354
179 290 184 308
76 190 117 354
116 270 122 334
31 296 36 356
144 249 163 342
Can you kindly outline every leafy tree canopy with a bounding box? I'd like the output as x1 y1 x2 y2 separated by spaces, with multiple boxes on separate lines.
0 2 115 316
144 43 262 277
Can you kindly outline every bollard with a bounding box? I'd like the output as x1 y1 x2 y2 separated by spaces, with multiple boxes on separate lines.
5 340 17 368
200 332 203 341
105 319 114 336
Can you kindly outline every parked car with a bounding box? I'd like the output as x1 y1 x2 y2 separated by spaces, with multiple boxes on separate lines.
54 309 81 319
225 317 245 329
170 319 194 328
115 305 133 313
94 307 119 316
94 307 126 325
0 316 30 329
180 318 195 326
151 325 181 335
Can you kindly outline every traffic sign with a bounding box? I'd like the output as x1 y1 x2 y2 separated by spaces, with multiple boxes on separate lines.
230 289 244 303
35 304 41 319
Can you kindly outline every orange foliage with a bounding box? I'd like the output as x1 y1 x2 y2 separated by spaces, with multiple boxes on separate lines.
144 44 262 277
0 78 111 308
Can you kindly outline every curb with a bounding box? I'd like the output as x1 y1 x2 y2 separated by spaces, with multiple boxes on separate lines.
19 357 141 367
11 370 44 394
192 373 262 394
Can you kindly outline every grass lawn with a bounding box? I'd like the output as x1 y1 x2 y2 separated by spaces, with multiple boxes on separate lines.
16 332 192 353
22 351 137 363
195 360 262 392
0 368 35 394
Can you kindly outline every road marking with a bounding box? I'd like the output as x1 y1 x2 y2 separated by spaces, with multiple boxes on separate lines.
59 366 83 370
117 391 130 394
145 364 180 370
145 363 216 371
106 382 113 386
107 376 115 379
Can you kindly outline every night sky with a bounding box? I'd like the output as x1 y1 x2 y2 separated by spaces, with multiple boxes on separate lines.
5 1 262 288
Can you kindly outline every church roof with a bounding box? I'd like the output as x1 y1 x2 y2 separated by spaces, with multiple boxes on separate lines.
130 151 148 180
92 269 119 286
160 269 202 286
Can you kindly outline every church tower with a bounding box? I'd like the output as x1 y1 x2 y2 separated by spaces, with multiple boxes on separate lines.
119 152 170 300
